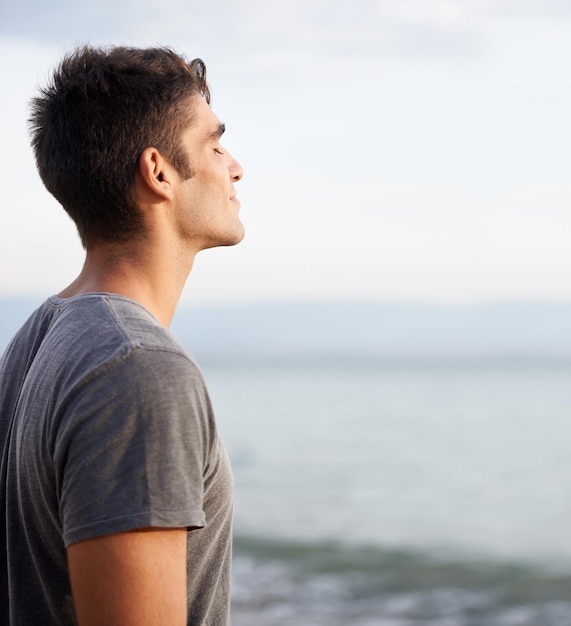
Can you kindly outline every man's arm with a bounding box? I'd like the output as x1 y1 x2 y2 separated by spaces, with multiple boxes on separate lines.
67 527 187 626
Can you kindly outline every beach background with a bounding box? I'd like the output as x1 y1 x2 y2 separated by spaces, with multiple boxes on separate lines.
3 299 571 624
2 1 571 624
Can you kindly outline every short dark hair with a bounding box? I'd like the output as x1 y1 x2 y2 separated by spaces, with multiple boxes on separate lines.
29 45 210 248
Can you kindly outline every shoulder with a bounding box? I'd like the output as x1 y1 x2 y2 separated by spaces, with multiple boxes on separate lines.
7 294 206 413
51 294 187 354
53 295 210 416
49 293 199 379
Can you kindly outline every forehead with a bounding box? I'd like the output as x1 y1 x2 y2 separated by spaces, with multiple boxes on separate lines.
185 94 223 140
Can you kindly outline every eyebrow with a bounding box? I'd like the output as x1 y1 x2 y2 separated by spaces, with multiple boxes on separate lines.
208 123 226 140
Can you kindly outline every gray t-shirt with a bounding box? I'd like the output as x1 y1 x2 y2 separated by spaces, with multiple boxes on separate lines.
0 294 233 625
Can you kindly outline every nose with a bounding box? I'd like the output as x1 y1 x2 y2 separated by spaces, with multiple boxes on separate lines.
228 153 243 182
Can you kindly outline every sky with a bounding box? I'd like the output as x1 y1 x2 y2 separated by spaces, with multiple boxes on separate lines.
1 0 570 307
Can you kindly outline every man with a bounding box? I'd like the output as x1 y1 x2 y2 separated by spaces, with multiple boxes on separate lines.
0 45 244 625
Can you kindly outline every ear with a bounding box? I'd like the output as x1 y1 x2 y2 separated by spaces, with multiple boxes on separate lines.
137 147 175 202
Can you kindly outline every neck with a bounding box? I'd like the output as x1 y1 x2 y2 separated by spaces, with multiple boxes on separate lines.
58 238 196 328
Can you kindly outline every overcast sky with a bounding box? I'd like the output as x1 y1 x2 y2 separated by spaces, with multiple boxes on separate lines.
1 0 570 306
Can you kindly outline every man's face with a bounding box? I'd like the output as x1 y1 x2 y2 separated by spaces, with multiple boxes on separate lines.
174 94 245 251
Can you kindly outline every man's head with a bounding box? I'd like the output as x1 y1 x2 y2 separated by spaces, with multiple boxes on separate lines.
29 45 210 248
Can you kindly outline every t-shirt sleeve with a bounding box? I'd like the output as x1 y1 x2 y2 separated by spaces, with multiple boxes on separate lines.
54 348 213 547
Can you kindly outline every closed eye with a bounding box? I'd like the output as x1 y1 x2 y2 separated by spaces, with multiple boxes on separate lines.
214 147 224 155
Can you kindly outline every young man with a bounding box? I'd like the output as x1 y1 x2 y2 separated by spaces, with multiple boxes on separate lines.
0 45 244 625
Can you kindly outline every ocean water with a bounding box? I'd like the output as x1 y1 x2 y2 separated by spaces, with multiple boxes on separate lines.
201 358 571 625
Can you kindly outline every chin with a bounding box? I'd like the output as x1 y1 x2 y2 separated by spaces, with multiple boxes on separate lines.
226 222 246 246
221 230 246 247
202 226 246 250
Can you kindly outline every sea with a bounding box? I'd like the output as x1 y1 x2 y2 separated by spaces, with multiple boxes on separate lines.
2 300 571 624
198 357 571 626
